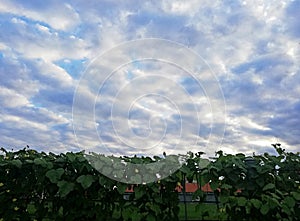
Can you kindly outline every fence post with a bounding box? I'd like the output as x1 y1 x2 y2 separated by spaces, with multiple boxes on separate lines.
182 173 187 220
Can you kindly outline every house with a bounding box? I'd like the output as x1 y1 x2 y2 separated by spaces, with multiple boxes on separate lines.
124 182 216 203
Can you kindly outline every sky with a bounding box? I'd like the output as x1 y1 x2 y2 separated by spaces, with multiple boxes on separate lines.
0 0 299 157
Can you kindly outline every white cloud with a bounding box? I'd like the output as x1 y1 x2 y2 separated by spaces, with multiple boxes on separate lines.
0 0 80 31
161 0 203 15
0 0 299 156
0 87 30 107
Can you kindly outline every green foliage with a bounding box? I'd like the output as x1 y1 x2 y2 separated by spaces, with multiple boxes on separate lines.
0 144 299 220
202 143 300 220
0 147 180 221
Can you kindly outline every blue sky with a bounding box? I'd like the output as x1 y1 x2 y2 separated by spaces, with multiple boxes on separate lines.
0 0 299 157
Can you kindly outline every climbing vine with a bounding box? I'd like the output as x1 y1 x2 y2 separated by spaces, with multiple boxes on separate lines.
0 144 299 220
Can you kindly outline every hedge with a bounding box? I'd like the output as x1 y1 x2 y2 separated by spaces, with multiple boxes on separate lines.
0 144 299 221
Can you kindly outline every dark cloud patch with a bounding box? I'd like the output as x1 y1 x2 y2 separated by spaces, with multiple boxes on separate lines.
242 127 273 137
178 25 202 47
0 14 48 47
254 145 278 155
3 106 56 124
73 0 120 18
95 102 113 120
232 54 292 75
180 77 204 95
285 0 300 38
10 0 51 10
31 88 74 111
0 57 24 89
223 78 260 112
267 101 300 147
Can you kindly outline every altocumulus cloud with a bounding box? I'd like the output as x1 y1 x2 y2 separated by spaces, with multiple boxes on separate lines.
0 0 299 156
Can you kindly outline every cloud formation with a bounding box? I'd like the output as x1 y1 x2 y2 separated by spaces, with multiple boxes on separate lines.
0 0 299 156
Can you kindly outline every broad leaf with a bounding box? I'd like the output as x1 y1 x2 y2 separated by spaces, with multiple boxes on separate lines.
283 196 295 208
76 175 94 189
262 183 275 191
260 204 269 215
210 181 219 190
11 159 22 168
130 174 142 184
57 181 75 197
198 159 210 169
250 199 262 209
291 191 300 201
135 188 144 200
46 168 64 183
237 197 247 206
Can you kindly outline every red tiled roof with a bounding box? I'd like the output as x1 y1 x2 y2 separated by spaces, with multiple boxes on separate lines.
176 183 213 193
125 183 213 193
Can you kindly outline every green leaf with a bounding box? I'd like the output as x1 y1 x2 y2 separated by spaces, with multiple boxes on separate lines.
269 197 280 209
154 196 163 204
146 203 160 215
210 181 219 190
291 191 300 201
198 159 210 169
245 201 252 214
122 206 139 221
76 175 94 189
66 152 76 162
130 174 142 184
283 196 295 208
221 184 232 189
282 204 292 216
57 181 75 197
263 183 275 191
220 196 229 204
114 169 125 179
46 168 64 183
102 166 113 175
11 159 22 168
25 159 33 164
135 188 145 200
26 204 37 214
260 204 269 215
34 158 46 166
180 165 191 174
146 214 156 221
236 153 245 158
228 173 239 183
256 177 265 187
237 197 247 206
250 199 262 209
116 183 128 194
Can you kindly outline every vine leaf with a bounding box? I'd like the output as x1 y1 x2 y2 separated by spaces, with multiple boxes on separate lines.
237 197 247 206
250 199 262 209
284 196 296 208
46 168 64 183
198 159 210 169
291 191 300 201
76 175 94 189
11 159 22 168
262 183 275 191
57 181 75 197
260 204 269 215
